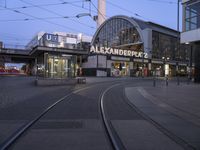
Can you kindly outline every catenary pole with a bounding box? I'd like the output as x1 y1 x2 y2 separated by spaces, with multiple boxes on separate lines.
177 0 180 85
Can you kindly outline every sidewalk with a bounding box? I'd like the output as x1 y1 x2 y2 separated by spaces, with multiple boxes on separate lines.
143 83 200 126
125 83 200 149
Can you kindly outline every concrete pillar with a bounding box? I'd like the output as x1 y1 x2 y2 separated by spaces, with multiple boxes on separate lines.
97 0 106 27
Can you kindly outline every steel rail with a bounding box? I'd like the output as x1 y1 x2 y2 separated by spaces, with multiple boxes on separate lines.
100 84 126 150
122 86 196 150
0 79 129 150
0 85 95 150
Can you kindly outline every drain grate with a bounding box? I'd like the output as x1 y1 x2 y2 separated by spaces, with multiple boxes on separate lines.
33 120 84 129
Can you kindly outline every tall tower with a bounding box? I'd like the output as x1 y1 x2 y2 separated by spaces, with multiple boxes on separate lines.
97 0 106 27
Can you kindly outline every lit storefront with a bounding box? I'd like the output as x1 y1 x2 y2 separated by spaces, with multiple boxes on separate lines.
45 54 76 78
82 15 189 77
28 32 90 78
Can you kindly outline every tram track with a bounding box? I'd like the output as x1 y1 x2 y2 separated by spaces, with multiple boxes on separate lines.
102 82 196 150
122 85 196 150
0 81 127 150
99 83 126 150
0 84 96 150
1 79 191 150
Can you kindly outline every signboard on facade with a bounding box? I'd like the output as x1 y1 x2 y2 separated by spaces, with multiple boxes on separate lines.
90 46 148 58
45 33 58 43
111 56 130 61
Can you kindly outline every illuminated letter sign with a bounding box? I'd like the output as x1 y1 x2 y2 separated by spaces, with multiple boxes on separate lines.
45 34 58 43
90 46 148 58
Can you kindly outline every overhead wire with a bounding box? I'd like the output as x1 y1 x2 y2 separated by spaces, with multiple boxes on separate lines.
146 0 177 4
106 0 149 20
0 0 103 22
19 0 95 29
1 0 179 46
106 0 179 23
0 0 96 46
0 5 93 35
0 0 100 19
14 8 78 32
0 16 78 22
59 0 100 17
0 1 83 11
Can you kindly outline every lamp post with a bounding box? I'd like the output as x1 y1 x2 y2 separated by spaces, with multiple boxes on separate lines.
142 51 144 78
177 0 180 85
177 0 180 32
189 44 193 82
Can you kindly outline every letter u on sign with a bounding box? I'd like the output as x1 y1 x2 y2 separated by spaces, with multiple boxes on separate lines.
46 34 52 41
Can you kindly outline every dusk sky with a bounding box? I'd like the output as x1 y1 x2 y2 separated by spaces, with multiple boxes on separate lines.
0 0 181 48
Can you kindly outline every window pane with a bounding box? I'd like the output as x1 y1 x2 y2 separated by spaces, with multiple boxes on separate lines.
186 9 190 19
191 23 197 30
191 17 197 24
184 1 200 31
186 21 190 31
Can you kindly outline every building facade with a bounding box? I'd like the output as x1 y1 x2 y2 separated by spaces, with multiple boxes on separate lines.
1 15 192 79
82 15 188 77
27 32 91 78
181 0 200 82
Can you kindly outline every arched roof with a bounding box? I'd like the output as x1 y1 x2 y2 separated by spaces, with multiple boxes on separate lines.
91 15 144 45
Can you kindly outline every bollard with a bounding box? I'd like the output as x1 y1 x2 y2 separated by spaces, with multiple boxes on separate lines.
166 76 168 86
153 76 156 87
177 76 180 85
187 76 190 85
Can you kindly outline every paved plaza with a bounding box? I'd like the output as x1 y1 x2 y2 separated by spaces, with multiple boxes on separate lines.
0 76 200 149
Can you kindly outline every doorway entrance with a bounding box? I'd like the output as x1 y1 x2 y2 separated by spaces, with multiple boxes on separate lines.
111 61 130 77
46 55 76 78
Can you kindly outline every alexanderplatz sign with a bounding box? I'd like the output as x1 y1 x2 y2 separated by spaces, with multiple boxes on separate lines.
90 45 148 58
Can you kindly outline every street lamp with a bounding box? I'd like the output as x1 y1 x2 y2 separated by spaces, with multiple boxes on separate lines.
162 57 165 77
177 0 181 85
162 56 170 77
142 51 144 78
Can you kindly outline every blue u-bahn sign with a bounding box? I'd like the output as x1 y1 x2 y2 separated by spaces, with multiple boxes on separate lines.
45 33 58 43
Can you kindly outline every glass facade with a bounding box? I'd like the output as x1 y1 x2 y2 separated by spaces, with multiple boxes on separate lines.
85 16 190 77
44 54 76 78
185 1 200 31
152 31 189 61
93 18 143 51
152 31 177 60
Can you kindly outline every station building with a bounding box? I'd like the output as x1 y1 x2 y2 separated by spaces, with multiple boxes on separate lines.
0 32 91 78
28 32 91 78
82 15 189 77
181 0 200 82
1 16 191 79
